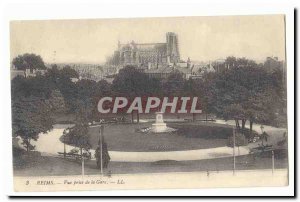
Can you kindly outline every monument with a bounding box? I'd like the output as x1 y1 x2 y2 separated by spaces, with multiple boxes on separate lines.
151 112 176 133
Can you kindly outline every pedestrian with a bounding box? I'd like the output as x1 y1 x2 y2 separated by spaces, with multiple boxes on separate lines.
95 146 101 169
95 138 111 170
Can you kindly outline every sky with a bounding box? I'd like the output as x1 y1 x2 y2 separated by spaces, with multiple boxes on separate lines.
10 15 286 64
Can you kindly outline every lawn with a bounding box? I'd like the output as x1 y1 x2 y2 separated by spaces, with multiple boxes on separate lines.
87 122 233 152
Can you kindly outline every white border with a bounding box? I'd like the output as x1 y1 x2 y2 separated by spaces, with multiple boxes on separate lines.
0 0 296 197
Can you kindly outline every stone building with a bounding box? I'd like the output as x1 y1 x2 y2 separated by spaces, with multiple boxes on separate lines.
107 32 180 69
11 67 46 80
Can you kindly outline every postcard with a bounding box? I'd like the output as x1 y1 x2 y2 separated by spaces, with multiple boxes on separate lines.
10 15 289 193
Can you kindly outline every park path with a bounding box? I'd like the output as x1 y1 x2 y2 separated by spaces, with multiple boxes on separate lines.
215 119 287 146
215 119 286 134
22 120 286 162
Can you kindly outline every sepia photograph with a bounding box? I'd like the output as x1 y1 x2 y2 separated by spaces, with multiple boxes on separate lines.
7 13 292 193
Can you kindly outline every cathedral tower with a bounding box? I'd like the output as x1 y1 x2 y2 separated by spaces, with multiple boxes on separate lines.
166 32 180 64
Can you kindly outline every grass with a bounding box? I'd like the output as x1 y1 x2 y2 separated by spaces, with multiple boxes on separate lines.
87 122 233 152
13 115 288 176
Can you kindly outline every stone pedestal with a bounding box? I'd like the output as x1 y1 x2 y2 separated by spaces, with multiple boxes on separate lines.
151 112 167 133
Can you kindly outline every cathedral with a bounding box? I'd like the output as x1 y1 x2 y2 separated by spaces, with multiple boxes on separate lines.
107 32 181 69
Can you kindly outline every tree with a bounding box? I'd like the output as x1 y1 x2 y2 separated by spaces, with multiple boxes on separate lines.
60 65 79 79
208 57 283 137
199 72 217 120
162 70 185 96
47 89 67 114
225 56 237 69
74 79 98 123
12 96 54 152
11 76 54 152
46 71 107 123
182 78 208 121
44 65 79 113
66 123 91 157
245 90 280 135
113 65 160 96
223 104 247 130
12 53 46 71
92 80 112 121
112 66 161 122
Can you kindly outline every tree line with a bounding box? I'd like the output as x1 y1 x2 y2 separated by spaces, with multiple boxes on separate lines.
11 53 286 151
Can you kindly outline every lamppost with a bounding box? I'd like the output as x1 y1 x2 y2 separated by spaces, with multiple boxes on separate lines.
272 150 275 175
233 127 236 175
99 125 104 176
